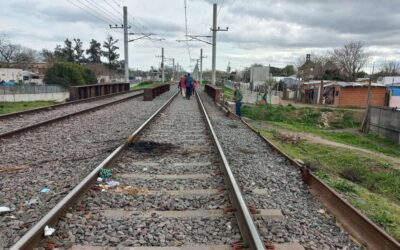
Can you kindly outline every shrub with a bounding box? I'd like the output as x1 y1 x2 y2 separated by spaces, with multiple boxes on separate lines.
44 62 97 88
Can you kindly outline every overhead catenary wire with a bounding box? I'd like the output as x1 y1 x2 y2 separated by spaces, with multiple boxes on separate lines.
75 0 117 24
102 0 123 17
67 0 112 26
84 0 123 24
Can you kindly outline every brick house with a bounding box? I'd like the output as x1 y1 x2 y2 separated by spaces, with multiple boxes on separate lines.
302 81 387 107
324 82 387 107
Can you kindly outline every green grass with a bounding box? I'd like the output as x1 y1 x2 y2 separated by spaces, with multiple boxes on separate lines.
243 104 400 158
0 101 56 115
130 81 156 90
257 127 400 240
223 86 233 101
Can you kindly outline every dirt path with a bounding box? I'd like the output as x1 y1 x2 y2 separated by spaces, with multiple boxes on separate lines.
247 119 400 168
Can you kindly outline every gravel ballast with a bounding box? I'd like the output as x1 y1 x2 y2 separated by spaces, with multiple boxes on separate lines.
0 91 142 134
0 90 175 248
42 94 240 248
198 90 362 250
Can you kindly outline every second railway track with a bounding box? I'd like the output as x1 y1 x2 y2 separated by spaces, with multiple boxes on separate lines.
0 90 143 138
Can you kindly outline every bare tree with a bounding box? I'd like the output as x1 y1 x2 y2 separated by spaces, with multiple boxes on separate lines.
14 46 37 64
380 60 400 76
330 41 369 81
0 35 18 65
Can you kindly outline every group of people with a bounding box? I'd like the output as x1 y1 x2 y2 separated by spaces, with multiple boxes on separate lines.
179 73 198 100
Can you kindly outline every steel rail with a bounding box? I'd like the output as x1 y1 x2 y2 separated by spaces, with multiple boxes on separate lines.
196 91 266 250
217 99 400 250
0 90 142 120
10 91 179 250
0 91 144 139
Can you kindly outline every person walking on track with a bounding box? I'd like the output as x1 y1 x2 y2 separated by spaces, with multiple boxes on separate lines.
180 75 187 98
233 83 243 117
185 73 194 100
193 80 198 95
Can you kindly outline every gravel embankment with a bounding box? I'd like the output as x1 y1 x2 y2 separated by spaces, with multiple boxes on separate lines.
0 90 175 248
42 95 240 248
0 91 142 134
199 90 362 250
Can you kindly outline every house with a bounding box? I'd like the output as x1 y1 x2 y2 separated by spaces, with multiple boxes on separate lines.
301 81 387 107
389 86 400 108
323 82 386 107
378 76 400 86
0 68 43 85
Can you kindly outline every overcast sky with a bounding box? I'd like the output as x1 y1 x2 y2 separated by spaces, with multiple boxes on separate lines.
1 0 400 73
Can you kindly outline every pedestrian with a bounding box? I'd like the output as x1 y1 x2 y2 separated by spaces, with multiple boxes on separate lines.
193 80 198 95
180 75 187 98
233 83 243 117
185 73 194 100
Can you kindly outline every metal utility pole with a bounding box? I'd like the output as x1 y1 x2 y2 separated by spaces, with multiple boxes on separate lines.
123 6 129 83
109 6 131 83
200 48 204 84
161 48 165 83
210 3 228 86
211 3 217 85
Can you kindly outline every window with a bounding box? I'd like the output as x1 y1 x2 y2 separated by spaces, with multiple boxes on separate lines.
335 91 339 96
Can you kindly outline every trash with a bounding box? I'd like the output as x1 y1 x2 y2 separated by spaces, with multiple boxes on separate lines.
115 186 149 196
142 168 148 171
97 177 103 182
106 180 120 187
317 209 325 214
0 206 11 214
27 197 40 207
44 225 55 236
99 168 112 179
40 188 50 193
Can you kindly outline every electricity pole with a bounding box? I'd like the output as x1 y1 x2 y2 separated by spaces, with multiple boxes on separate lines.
200 48 207 84
109 6 131 83
123 6 129 83
211 3 228 86
161 48 164 82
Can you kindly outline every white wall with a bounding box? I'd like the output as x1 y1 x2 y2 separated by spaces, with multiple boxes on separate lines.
0 92 69 102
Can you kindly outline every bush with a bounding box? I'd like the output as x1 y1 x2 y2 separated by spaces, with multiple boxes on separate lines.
44 62 97 88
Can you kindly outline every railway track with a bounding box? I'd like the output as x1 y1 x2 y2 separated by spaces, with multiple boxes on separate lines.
8 89 396 249
0 90 143 138
11 91 274 249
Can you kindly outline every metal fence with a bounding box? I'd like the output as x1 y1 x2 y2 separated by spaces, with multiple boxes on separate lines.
368 106 400 144
0 85 66 95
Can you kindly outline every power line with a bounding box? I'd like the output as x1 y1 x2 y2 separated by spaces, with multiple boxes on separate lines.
184 0 192 70
102 0 122 16
75 0 116 24
67 0 111 25
84 0 122 24
217 0 225 17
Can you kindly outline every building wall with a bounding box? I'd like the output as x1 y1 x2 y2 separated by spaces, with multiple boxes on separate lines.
0 92 69 102
338 87 386 107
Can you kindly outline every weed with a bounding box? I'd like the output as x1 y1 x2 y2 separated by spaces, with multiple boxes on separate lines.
332 179 357 193
315 171 330 181
339 167 364 183
372 211 395 229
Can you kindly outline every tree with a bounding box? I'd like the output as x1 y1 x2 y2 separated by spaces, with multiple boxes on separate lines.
73 38 85 63
44 62 97 88
102 35 119 67
41 49 55 63
14 47 37 64
0 35 18 65
62 39 74 62
86 39 102 63
330 41 369 81
379 60 400 76
282 65 295 76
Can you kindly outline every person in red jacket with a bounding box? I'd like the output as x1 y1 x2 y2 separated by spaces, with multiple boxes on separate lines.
193 80 198 95
179 75 187 97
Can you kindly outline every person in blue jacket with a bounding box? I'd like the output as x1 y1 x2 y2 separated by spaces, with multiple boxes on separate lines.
185 73 194 100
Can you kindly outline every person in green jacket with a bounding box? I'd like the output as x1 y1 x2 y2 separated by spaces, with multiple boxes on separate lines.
233 84 243 117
